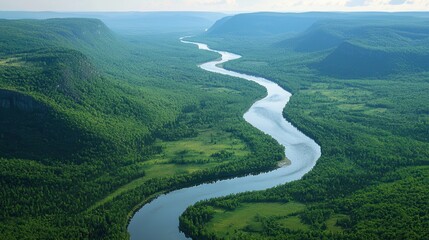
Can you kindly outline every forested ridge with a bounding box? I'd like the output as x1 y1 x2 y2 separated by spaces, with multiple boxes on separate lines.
180 14 429 240
0 18 285 239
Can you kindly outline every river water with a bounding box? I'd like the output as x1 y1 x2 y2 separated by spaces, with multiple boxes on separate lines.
127 39 321 240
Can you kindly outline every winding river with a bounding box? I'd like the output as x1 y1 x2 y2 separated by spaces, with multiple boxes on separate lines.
127 38 321 240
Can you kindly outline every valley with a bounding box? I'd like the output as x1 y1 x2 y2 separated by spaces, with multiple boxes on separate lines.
181 12 429 240
0 10 428 240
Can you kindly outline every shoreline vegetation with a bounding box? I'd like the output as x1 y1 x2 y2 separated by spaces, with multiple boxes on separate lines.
0 12 428 240
179 13 429 240
0 18 285 239
127 39 319 239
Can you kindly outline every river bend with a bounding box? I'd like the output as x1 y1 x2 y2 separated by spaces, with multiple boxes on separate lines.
127 38 321 240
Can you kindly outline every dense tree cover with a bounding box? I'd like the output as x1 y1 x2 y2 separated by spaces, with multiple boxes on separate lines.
0 19 286 239
180 16 429 240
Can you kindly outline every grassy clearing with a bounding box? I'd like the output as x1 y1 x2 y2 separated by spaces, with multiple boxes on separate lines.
240 60 269 67
157 128 249 164
316 89 372 102
201 86 241 94
325 214 348 233
87 128 251 211
206 202 307 238
337 103 366 111
277 215 309 231
0 57 23 67
205 201 347 237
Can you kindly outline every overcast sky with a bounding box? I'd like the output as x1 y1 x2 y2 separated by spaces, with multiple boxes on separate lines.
0 0 428 12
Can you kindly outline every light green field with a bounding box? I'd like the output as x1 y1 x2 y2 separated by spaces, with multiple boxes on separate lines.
204 202 348 237
277 215 309 231
153 128 249 166
301 87 389 118
88 128 251 210
337 103 366 111
206 202 307 237
201 86 240 94
240 60 269 67
0 57 23 66
325 214 349 233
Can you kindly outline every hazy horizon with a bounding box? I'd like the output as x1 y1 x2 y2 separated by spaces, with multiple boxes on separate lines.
0 0 428 12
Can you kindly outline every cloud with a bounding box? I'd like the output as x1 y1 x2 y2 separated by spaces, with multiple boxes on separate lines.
185 0 236 6
389 0 407 4
189 0 225 5
347 0 368 7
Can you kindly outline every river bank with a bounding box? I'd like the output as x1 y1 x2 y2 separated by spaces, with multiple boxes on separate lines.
127 38 321 240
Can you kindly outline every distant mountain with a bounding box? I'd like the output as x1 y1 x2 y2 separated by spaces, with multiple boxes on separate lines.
0 18 120 55
98 12 226 34
205 11 429 39
276 18 429 78
205 12 328 36
279 18 429 52
315 41 429 78
0 11 226 34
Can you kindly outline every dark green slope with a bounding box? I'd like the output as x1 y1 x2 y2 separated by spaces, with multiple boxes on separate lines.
0 88 93 163
277 21 345 52
315 41 429 78
0 18 119 54
0 20 163 165
0 49 101 162
0 18 133 78
0 18 188 127
277 19 429 78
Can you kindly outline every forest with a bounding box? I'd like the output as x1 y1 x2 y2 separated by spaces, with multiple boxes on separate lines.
0 18 284 239
180 13 429 240
0 11 428 240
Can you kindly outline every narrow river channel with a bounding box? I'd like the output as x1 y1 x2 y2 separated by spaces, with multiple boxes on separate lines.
127 38 321 240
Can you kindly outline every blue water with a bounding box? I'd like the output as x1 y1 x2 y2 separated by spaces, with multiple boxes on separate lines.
127 39 321 240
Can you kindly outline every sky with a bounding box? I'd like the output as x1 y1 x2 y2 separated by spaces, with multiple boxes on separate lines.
0 0 428 12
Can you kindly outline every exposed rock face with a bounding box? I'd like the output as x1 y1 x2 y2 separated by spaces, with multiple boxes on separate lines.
0 89 47 112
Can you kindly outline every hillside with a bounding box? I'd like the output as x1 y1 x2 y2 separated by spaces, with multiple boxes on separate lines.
280 18 429 52
204 12 429 38
205 12 327 36
277 19 429 78
0 19 172 161
0 49 103 164
0 17 286 239
0 18 120 54
316 41 429 78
